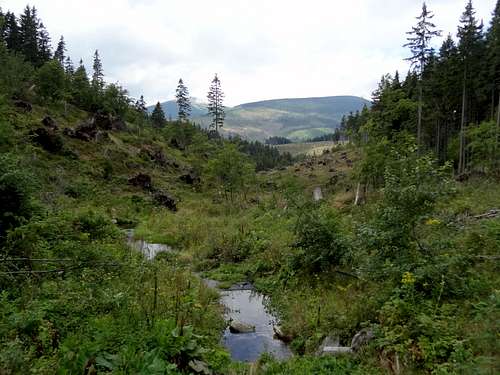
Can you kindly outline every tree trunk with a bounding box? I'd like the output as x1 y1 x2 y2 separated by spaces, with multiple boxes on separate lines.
417 82 423 149
435 120 440 159
459 68 467 175
493 93 500 165
354 182 363 206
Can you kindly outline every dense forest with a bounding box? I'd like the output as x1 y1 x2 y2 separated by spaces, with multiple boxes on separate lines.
0 1 499 375
341 1 499 176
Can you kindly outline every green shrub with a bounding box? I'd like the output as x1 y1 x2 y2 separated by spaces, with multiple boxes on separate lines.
290 204 348 274
0 154 36 244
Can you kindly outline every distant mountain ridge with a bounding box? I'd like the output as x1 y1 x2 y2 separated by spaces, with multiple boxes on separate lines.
149 98 208 119
150 95 370 141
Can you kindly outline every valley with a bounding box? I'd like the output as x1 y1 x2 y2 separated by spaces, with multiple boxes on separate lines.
153 96 369 141
1 1 499 374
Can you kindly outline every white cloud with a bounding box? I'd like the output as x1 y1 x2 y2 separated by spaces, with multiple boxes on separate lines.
2 0 495 105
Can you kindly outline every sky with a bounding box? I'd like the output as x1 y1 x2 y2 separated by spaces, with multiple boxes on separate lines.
2 0 496 106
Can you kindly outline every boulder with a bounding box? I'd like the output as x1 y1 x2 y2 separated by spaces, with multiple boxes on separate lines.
153 191 177 211
188 359 212 375
229 320 255 334
14 100 32 112
316 336 353 356
128 173 152 190
351 328 374 352
31 127 64 153
41 116 58 130
273 326 293 343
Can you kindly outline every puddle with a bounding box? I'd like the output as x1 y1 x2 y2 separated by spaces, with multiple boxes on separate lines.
220 288 292 362
124 229 173 260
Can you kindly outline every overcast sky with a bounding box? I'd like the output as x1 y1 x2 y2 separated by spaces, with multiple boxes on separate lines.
3 0 495 105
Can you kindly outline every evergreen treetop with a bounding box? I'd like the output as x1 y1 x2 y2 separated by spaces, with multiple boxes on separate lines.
176 78 192 122
207 74 225 132
151 101 166 128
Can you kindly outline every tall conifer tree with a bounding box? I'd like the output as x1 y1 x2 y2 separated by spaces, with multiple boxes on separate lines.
151 102 166 128
404 2 441 148
19 6 40 65
54 36 66 64
207 74 225 132
37 22 51 63
487 0 500 157
64 56 74 75
91 50 104 91
457 0 483 174
3 12 20 52
175 78 191 122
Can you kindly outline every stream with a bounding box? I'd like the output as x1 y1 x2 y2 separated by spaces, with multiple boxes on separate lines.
219 286 292 362
126 231 292 362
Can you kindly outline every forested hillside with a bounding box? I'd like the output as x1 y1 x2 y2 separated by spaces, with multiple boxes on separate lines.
156 96 369 142
0 2 499 375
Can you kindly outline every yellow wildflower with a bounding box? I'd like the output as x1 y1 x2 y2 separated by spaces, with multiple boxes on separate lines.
402 272 416 285
425 218 441 226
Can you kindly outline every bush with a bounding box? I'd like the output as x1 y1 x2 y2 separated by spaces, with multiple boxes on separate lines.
0 155 36 244
358 141 453 267
35 60 66 102
290 204 348 274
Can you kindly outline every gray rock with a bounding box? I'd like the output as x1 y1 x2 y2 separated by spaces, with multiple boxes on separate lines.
351 328 374 352
322 346 353 355
229 320 255 334
273 326 293 343
313 187 323 201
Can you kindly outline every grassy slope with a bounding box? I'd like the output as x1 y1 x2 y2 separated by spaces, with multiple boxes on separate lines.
276 141 338 157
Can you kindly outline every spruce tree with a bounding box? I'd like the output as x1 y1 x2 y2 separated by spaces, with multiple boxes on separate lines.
37 22 51 64
404 2 441 148
91 50 104 91
487 0 500 157
207 74 225 132
3 12 20 52
64 56 74 75
0 8 5 43
151 102 166 128
175 78 191 122
135 95 148 120
54 36 66 64
19 6 40 65
72 59 91 108
429 35 461 162
457 0 483 174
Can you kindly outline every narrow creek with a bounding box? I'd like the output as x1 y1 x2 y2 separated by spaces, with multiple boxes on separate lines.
218 286 292 362
125 231 292 362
